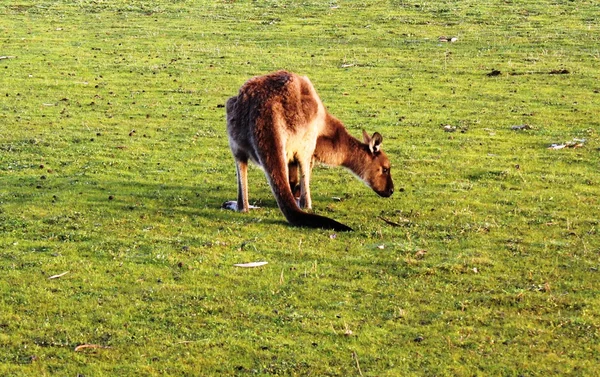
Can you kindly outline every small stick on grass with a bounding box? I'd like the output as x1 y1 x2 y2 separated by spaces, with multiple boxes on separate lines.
74 344 110 352
378 216 402 227
352 351 364 377
48 271 69 279
174 339 209 345
233 261 268 268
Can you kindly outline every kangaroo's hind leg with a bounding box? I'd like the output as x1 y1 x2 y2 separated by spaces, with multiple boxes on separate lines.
297 156 314 210
288 162 301 200
234 157 250 212
223 155 256 211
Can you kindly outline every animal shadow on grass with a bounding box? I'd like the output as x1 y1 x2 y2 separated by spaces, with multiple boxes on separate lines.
83 179 287 227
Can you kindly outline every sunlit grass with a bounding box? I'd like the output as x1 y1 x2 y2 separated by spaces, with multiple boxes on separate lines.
1 0 599 376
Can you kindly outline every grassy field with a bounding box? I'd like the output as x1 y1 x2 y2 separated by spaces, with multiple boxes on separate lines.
1 0 599 375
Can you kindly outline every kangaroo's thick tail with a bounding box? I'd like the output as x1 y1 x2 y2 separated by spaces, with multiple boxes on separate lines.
274 184 353 231
274 178 353 231
254 112 353 232
261 149 352 231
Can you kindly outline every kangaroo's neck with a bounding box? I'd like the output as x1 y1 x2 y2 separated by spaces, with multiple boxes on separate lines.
315 113 367 173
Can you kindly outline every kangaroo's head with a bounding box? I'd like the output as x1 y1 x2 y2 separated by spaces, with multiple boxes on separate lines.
360 131 394 197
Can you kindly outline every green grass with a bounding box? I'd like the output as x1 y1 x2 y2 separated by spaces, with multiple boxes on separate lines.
1 0 599 375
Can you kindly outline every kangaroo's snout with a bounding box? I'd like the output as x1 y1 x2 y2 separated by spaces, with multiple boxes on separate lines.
376 186 394 198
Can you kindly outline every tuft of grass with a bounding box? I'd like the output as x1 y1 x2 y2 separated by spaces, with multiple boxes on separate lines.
1 1 599 376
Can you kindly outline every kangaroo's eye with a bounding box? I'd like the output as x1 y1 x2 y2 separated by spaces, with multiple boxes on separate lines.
382 168 389 174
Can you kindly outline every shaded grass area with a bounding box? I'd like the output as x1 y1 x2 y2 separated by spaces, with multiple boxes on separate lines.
1 0 599 375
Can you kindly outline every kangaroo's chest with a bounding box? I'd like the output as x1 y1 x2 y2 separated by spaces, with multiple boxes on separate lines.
285 129 318 163
283 104 325 163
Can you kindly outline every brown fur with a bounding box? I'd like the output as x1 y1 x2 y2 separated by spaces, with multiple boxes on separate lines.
225 71 394 231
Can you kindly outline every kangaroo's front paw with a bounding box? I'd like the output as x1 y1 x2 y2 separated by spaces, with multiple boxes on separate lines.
222 201 260 211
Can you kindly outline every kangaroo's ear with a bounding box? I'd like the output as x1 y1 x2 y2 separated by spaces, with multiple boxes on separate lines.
363 131 383 154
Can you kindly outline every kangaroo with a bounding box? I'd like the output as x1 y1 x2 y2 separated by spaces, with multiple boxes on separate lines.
224 71 394 231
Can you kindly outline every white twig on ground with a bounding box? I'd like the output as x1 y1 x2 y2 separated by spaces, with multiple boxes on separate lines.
352 351 364 377
48 271 69 279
